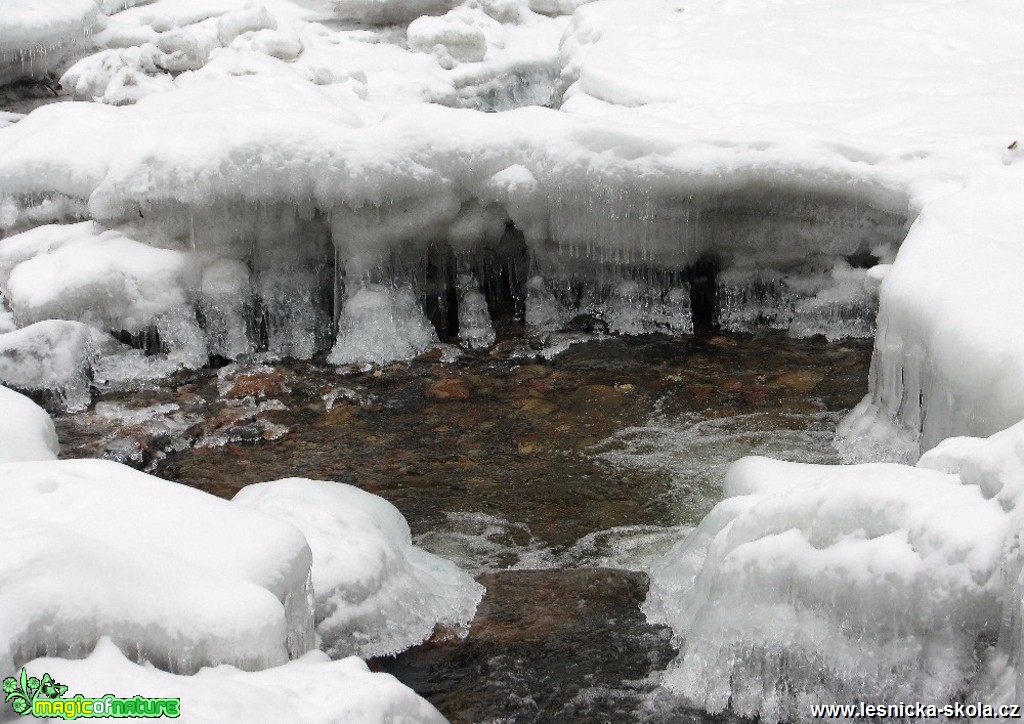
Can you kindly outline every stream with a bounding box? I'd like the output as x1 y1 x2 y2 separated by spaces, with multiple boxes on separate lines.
52 329 871 722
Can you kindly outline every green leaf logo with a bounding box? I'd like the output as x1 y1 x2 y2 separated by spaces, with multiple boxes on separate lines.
3 668 69 717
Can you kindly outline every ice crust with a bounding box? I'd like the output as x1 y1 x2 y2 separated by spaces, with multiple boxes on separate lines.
0 320 99 410
0 0 102 85
233 478 484 658
25 638 446 723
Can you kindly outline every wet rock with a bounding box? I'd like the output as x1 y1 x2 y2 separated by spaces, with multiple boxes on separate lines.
226 369 288 399
775 369 824 392
425 378 472 401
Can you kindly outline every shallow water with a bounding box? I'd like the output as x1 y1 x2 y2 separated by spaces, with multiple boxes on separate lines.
53 330 871 722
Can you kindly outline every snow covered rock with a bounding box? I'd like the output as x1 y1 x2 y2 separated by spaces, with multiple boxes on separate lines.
839 179 1024 462
25 638 446 723
0 320 98 411
645 455 1008 722
233 478 484 659
0 222 205 368
0 386 59 463
408 10 490 64
0 459 316 676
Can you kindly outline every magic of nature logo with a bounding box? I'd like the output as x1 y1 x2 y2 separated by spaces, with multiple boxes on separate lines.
3 668 180 719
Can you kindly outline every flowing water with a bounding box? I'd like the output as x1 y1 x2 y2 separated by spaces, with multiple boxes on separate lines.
53 329 871 722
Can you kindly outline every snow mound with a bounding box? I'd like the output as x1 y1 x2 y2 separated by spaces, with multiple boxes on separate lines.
645 455 1007 722
0 320 98 411
0 459 315 676
25 637 446 723
0 221 205 368
233 478 484 659
0 386 59 463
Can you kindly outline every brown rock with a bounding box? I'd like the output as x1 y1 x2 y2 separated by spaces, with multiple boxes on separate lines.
776 370 824 393
425 378 472 401
226 370 288 400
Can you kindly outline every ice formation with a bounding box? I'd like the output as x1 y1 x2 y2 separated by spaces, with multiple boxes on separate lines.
0 320 98 410
0 0 102 85
644 454 1010 721
25 638 446 723
234 479 483 658
0 458 316 676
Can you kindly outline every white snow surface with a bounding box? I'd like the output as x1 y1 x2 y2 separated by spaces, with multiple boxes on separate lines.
233 478 484 659
0 0 102 84
0 458 316 676
645 453 1010 721
25 637 446 723
0 386 59 463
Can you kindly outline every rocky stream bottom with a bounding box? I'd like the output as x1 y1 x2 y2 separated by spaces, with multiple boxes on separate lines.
52 330 871 723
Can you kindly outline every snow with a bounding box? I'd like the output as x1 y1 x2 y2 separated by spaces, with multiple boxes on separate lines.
233 478 484 658
25 638 446 723
0 0 102 85
0 320 99 410
645 454 1009 721
0 458 316 677
0 386 60 463
3 0 1024 717
0 221 205 368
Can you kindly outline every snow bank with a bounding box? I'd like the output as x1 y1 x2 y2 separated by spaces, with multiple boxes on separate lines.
645 455 1008 721
25 638 446 723
838 179 1024 461
233 478 483 658
0 459 315 676
0 386 59 463
0 0 101 85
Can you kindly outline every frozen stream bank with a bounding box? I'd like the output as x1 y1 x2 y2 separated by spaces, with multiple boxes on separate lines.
4 0 1024 720
52 330 872 721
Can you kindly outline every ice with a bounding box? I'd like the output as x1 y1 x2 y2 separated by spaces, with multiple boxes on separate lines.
644 455 1008 722
0 0 101 85
328 284 438 367
839 180 1024 462
456 274 495 348
199 259 256 360
0 320 99 410
0 386 60 463
0 222 205 368
330 0 455 25
0 458 316 676
716 260 882 341
232 478 484 658
24 638 446 723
